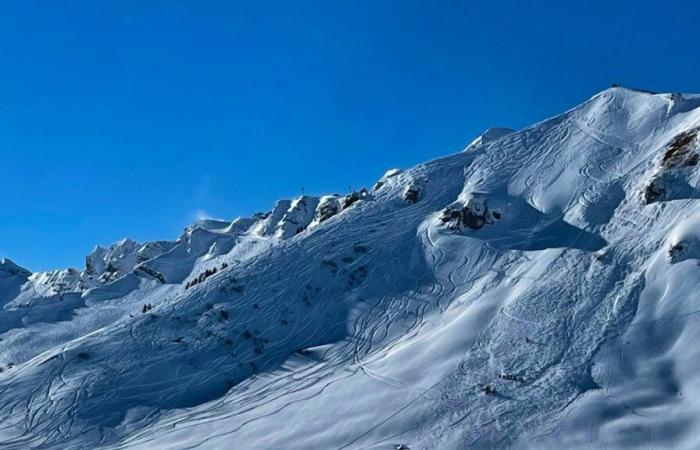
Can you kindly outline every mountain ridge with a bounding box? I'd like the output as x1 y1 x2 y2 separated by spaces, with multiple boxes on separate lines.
2 86 700 449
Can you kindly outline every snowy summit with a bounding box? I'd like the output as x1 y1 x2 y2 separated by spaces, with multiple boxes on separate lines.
464 126 516 150
4 86 700 449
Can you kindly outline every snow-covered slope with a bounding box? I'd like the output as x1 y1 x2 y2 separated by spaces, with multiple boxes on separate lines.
3 87 700 449
465 126 516 150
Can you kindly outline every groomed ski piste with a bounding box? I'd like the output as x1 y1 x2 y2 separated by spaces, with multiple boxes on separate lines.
2 86 700 449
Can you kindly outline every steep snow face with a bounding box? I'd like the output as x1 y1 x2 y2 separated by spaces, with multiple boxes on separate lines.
274 196 320 239
4 87 700 449
27 268 85 296
251 200 292 237
223 217 257 234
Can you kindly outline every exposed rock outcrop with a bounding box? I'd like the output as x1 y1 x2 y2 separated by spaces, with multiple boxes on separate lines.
643 127 700 204
440 196 503 230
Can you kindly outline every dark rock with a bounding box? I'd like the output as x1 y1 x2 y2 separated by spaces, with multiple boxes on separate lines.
318 200 339 222
439 208 461 223
669 243 684 257
353 244 369 254
322 260 338 274
463 208 486 229
135 264 167 284
348 265 369 287
403 187 421 204
662 128 699 169
441 198 503 231
644 177 665 204
481 384 496 395
342 191 361 209
499 373 525 383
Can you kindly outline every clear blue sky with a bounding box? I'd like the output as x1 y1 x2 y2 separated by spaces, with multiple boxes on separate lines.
1 0 698 271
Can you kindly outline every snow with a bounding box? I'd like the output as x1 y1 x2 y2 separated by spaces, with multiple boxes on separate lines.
465 127 516 150
2 86 700 448
383 168 403 178
274 196 320 239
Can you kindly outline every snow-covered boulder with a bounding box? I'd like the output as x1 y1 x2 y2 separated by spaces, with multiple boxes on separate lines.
403 177 426 204
668 240 700 263
314 195 342 223
341 190 361 209
440 194 504 230
668 210 700 263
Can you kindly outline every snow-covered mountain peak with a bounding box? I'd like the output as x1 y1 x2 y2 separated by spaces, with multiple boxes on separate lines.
83 236 175 287
5 87 700 449
0 258 30 277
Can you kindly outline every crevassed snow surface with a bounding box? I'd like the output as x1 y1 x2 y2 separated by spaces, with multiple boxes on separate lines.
3 87 700 449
